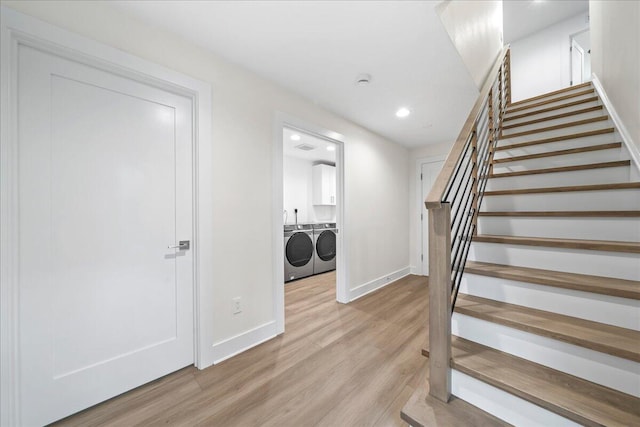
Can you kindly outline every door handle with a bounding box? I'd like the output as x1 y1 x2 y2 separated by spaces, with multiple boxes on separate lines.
168 240 190 250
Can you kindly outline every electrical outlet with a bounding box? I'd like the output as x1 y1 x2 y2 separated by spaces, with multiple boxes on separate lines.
232 297 242 314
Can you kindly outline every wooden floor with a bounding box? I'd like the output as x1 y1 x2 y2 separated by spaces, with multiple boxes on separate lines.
52 273 496 426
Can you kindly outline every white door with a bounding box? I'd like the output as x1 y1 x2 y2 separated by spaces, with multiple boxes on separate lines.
17 44 194 426
421 160 445 275
571 38 585 85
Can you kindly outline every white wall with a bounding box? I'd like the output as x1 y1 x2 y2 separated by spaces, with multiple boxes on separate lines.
2 1 410 361
510 12 590 101
282 156 314 224
590 0 640 152
408 141 453 274
437 0 503 89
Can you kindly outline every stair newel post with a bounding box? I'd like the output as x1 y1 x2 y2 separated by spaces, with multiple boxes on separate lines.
427 202 452 403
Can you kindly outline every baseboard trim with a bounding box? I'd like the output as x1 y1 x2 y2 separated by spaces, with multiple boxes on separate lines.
349 267 411 302
209 321 278 365
591 75 640 171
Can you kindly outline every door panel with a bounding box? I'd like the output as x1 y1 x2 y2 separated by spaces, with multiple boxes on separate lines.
18 45 194 426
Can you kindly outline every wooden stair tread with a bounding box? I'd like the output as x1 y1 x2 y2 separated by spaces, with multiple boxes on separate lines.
464 261 640 300
502 105 604 130
495 128 615 151
483 181 640 196
478 210 640 218
493 142 622 163
508 82 592 107
503 96 600 122
488 160 630 178
473 234 640 254
400 378 511 427
450 337 640 427
500 116 608 139
455 294 640 362
506 89 595 114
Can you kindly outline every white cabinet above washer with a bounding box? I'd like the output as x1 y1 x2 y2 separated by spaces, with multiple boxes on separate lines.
312 164 336 206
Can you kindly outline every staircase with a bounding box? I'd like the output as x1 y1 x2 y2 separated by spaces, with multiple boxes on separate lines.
446 82 640 426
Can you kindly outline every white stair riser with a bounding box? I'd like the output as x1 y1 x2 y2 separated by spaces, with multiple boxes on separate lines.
504 100 601 125
453 314 640 396
495 132 619 154
481 189 640 211
468 242 640 280
459 275 640 330
485 166 632 190
502 109 607 134
476 216 640 242
492 149 628 172
505 93 597 117
499 121 613 146
452 370 581 427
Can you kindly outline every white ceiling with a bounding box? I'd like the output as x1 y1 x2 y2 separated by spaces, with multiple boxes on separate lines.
109 1 589 149
503 0 589 43
111 0 478 148
283 127 336 163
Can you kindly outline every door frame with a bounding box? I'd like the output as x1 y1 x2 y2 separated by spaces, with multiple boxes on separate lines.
273 113 347 333
415 155 447 276
1 8 213 425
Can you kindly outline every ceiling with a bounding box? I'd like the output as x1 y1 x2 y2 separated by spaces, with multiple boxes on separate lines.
110 1 589 149
503 0 589 43
283 127 336 163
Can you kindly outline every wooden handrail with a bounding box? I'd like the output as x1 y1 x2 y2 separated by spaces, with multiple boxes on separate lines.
425 45 511 404
425 46 511 209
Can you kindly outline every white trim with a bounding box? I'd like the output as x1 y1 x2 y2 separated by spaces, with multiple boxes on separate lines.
348 267 411 302
272 112 348 335
210 321 278 364
452 370 581 427
415 155 447 276
591 74 640 171
0 8 213 425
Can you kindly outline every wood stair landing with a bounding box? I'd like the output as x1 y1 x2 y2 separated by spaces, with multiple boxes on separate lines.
454 294 640 362
464 261 640 300
507 82 592 108
506 89 595 114
450 337 640 427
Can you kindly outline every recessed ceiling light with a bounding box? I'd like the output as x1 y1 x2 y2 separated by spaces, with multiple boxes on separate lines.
290 134 301 141
326 145 336 152
396 107 411 118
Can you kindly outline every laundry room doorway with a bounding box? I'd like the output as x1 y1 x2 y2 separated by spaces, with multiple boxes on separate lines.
273 115 346 334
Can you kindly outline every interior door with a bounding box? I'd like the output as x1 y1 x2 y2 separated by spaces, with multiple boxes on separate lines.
421 160 445 275
17 44 194 426
571 38 585 85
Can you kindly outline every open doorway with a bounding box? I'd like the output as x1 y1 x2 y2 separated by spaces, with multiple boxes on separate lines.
273 115 346 335
570 29 591 86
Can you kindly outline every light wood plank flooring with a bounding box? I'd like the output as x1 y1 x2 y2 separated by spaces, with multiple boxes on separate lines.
52 273 496 426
